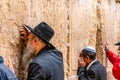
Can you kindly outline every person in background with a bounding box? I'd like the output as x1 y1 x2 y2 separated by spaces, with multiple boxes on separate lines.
77 46 107 80
19 22 64 80
0 56 18 80
105 41 120 80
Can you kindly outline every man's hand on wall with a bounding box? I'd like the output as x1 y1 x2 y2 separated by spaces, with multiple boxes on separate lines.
104 41 110 53
19 26 29 42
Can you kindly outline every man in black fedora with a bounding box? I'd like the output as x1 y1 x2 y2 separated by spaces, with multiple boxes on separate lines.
19 22 64 80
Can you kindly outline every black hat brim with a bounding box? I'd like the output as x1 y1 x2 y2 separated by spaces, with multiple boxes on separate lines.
24 25 55 48
114 41 120 46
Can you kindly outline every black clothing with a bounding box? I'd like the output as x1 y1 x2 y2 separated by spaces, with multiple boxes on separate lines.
27 46 64 80
77 60 107 80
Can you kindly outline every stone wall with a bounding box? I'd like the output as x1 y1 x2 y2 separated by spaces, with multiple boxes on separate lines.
0 0 120 80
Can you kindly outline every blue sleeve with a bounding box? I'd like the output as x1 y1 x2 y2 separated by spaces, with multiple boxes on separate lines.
0 67 18 80
27 63 46 80
0 70 7 80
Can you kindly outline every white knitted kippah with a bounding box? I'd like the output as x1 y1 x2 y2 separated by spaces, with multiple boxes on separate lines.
83 46 96 53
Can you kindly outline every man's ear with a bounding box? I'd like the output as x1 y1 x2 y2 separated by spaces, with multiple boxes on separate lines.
86 56 90 60
32 37 39 45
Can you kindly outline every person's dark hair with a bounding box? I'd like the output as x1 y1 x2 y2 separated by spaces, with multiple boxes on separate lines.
82 49 96 60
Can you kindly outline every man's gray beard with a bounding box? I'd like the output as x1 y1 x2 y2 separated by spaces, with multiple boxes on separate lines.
21 43 35 80
22 42 35 68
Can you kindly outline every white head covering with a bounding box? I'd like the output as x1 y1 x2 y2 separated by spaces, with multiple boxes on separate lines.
83 46 96 53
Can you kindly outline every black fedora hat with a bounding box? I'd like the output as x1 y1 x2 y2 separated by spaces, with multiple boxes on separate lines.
114 41 120 46
24 22 55 48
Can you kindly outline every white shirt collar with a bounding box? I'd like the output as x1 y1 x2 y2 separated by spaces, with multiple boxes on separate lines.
86 59 97 71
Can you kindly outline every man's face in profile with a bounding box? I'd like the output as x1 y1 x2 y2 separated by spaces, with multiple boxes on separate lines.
22 33 35 68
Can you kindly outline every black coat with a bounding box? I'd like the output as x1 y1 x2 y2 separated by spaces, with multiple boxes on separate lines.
27 46 64 80
77 60 107 80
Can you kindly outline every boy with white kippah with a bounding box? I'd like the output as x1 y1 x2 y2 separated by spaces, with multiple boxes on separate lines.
77 46 107 80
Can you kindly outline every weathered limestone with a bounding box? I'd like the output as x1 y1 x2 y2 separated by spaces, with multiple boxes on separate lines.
0 0 120 80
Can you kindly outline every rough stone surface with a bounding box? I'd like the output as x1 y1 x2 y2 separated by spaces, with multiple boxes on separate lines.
0 0 120 80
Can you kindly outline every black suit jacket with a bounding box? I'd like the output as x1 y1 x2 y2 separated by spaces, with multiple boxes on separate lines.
27 46 64 80
77 60 107 80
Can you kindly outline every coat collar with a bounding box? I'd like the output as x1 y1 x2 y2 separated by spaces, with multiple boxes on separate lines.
86 59 98 70
37 45 55 56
